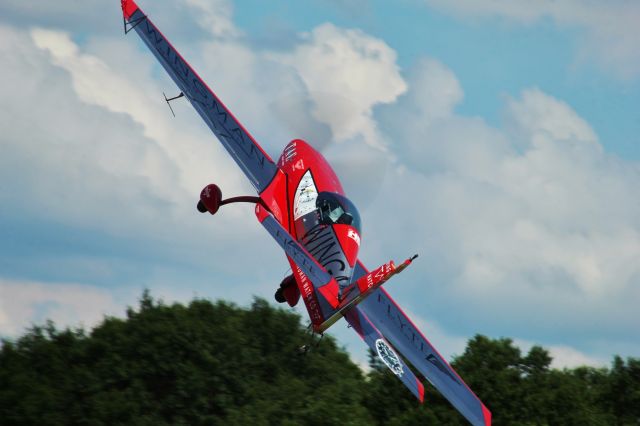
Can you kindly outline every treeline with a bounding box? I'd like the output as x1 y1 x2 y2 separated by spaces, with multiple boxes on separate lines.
0 293 638 425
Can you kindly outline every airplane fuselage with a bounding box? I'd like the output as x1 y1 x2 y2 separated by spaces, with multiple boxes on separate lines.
259 140 362 318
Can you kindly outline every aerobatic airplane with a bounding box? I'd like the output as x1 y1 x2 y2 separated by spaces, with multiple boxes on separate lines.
120 1 491 424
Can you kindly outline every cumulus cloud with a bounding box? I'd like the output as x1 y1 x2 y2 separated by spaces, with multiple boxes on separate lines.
0 22 290 306
271 23 407 149
0 0 119 34
29 27 246 200
423 0 640 79
505 88 598 147
0 279 120 336
2 0 637 368
0 0 235 40
514 338 607 369
0 11 411 337
546 345 607 369
409 312 607 368
370 58 640 359
182 0 239 38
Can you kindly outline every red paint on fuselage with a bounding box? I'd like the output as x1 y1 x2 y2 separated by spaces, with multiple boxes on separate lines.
258 169 288 226
259 139 344 232
121 0 139 19
278 140 344 203
260 139 361 313
277 139 344 239
333 224 359 268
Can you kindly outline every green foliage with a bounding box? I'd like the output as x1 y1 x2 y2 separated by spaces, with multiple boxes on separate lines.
1 294 638 425
0 294 370 425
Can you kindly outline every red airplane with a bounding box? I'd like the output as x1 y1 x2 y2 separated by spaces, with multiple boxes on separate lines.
121 1 491 424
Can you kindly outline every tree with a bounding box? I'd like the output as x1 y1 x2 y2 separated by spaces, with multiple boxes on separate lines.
1 294 638 425
0 294 372 425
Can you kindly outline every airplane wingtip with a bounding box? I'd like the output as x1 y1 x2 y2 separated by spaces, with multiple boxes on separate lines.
121 0 139 19
416 378 425 403
482 403 492 426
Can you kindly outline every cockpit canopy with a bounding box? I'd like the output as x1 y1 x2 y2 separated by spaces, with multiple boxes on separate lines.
316 192 361 234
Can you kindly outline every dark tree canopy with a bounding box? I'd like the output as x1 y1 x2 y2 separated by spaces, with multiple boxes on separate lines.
0 293 638 425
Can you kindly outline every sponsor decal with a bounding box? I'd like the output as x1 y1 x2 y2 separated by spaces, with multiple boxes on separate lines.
347 229 360 246
301 225 350 286
282 142 297 164
366 274 374 290
295 266 322 324
293 170 318 220
374 293 462 386
375 339 404 377
292 159 304 171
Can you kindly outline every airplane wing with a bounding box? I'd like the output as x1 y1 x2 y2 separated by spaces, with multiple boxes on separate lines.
255 204 340 329
255 205 332 289
343 307 425 402
121 0 278 193
352 261 492 426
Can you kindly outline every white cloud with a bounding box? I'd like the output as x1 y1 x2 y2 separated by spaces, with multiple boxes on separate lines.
378 58 511 176
395 312 607 369
271 23 407 149
2 0 638 368
29 28 246 201
0 279 120 336
0 23 289 297
0 0 119 34
547 345 606 369
404 58 464 124
423 0 640 79
182 0 240 38
515 339 607 369
505 88 598 147
370 59 640 358
0 17 411 337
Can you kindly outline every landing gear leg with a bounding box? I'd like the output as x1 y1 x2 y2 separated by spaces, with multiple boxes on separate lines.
298 325 324 355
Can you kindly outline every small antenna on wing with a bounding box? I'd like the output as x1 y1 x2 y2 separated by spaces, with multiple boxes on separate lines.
163 92 185 117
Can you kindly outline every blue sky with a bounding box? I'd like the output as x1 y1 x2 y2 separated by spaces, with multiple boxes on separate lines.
0 0 639 370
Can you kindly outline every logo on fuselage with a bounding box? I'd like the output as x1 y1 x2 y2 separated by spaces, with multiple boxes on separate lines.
347 229 360 246
375 339 404 377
